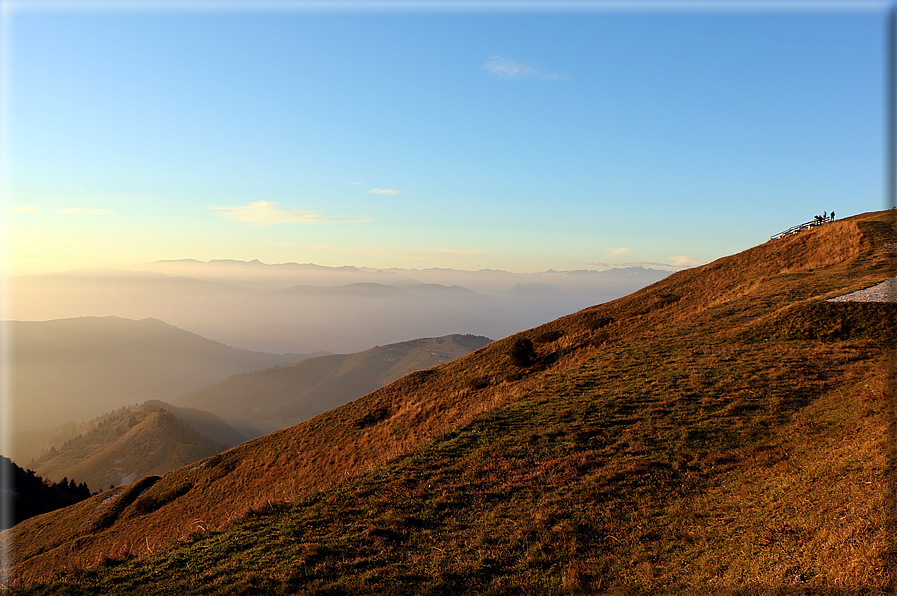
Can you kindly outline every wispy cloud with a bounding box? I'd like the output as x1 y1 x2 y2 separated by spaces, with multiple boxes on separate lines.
60 208 116 215
4 205 41 213
209 201 370 226
484 56 567 81
348 182 363 186
605 247 631 255
368 188 401 195
670 255 705 268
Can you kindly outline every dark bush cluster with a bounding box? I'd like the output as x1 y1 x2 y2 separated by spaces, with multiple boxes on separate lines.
508 337 536 368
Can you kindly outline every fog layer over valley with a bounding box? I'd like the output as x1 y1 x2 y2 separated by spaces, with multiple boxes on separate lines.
9 261 670 354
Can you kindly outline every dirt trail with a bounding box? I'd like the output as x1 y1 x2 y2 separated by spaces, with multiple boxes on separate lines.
826 277 897 303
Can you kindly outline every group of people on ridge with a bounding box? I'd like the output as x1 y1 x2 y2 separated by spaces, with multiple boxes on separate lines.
814 211 835 224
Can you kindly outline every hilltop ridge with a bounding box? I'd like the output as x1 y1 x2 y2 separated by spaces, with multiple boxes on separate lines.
7 210 896 593
26 403 240 492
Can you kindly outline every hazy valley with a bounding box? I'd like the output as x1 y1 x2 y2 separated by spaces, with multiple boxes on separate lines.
5 261 664 481
8 263 669 354
4 317 307 435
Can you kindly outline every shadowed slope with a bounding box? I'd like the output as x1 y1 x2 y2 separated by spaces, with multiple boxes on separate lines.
8 210 896 593
5 316 304 434
178 334 492 435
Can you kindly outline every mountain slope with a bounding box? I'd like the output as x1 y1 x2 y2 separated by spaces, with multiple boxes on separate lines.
7 210 896 593
177 334 493 435
4 316 304 435
13 400 244 468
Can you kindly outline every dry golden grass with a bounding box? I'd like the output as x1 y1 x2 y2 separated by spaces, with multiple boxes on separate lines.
6 209 897 594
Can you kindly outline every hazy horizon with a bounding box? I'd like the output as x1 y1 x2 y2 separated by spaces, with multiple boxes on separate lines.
5 257 672 352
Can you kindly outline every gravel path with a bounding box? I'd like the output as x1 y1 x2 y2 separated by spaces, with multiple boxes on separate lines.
826 277 897 303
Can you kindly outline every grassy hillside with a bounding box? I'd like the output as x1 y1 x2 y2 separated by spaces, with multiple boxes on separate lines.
6 210 896 594
178 334 493 435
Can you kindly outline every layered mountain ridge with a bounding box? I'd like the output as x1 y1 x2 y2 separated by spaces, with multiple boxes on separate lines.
25 402 243 492
178 334 493 436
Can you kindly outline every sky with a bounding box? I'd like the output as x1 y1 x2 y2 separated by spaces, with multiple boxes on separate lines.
0 0 891 276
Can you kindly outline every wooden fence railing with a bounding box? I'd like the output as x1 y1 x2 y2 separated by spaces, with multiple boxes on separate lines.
770 216 833 240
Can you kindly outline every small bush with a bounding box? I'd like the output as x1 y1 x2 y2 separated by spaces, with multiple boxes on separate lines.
508 338 536 368
356 405 393 429
466 377 490 390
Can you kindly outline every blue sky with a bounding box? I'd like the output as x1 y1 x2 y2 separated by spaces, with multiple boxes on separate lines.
1 1 889 274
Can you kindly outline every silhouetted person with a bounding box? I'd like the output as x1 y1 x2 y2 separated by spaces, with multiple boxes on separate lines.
831 211 835 220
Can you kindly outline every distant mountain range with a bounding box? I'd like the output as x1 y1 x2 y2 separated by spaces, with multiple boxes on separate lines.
8 262 669 354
